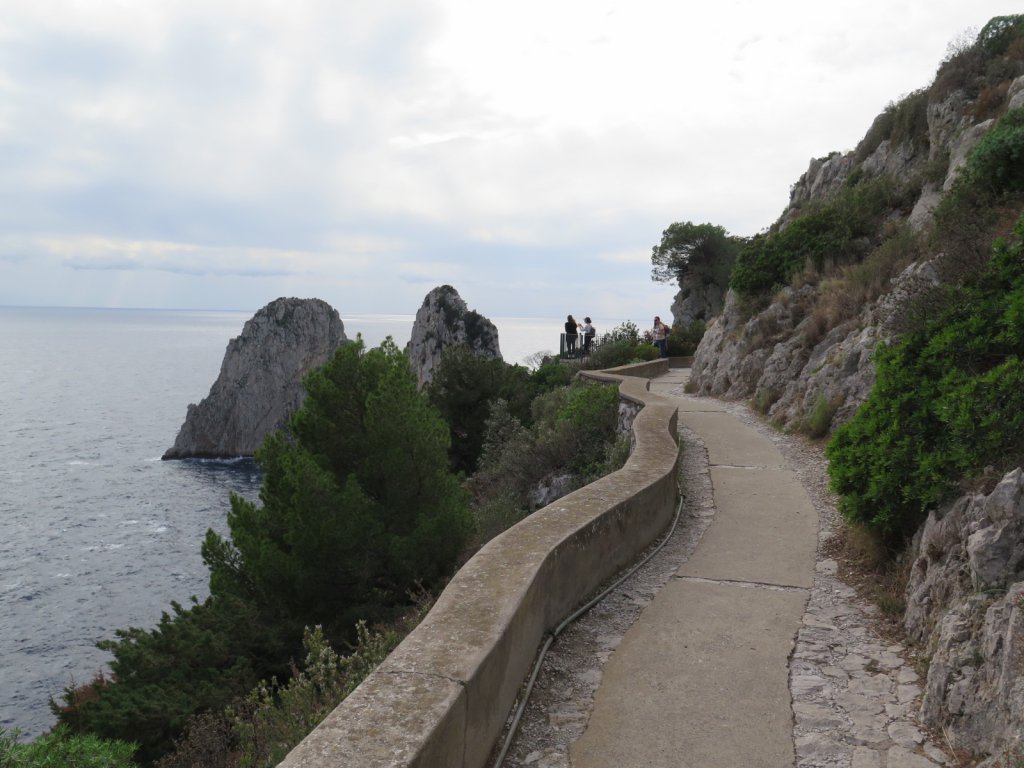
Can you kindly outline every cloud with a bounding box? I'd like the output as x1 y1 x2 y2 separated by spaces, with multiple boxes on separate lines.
0 0 1019 318
7 235 379 279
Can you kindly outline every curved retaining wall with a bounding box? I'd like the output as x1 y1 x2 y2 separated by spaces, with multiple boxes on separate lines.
279 359 679 768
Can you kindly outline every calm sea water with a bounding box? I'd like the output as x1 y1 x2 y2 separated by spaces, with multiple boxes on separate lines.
0 306 593 738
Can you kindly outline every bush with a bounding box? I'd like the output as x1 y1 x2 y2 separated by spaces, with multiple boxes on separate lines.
667 320 706 356
932 106 1024 280
469 380 626 543
730 175 907 297
967 106 1024 195
801 393 841 439
854 89 928 162
232 623 400 768
931 15 1024 102
55 596 271 765
583 321 645 369
0 727 137 768
633 343 661 361
425 344 534 474
828 214 1024 545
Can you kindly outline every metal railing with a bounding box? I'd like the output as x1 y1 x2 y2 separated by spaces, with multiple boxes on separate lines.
559 331 596 359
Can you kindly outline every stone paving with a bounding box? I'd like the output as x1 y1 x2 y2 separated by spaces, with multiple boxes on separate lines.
792 529 949 768
502 370 955 767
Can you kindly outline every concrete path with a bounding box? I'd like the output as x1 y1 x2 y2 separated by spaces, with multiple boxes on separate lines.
570 368 819 768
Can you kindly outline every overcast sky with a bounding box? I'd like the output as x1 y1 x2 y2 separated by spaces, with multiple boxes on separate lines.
0 1 1018 320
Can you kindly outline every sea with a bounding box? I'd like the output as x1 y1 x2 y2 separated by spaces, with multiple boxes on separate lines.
0 306 607 738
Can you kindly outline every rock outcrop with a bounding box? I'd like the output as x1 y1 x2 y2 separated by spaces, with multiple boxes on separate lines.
406 285 501 387
670 276 724 325
687 76 1024 434
685 55 1024 759
904 469 1024 763
163 297 348 459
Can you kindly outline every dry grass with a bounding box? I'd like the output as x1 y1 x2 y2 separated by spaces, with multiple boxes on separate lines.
798 223 923 340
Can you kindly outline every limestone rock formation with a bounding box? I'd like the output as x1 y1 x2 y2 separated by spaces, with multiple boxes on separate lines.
688 76 1024 435
406 285 501 387
670 277 724 325
904 469 1024 762
683 51 1024 761
163 297 348 459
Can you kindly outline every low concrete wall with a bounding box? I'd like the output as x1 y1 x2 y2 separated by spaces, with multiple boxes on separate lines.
599 357 669 379
279 364 680 768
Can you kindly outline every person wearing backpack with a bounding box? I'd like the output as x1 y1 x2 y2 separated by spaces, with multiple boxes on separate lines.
582 317 595 355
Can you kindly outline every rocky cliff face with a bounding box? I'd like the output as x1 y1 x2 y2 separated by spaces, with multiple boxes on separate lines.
163 297 348 459
904 469 1024 762
690 76 1024 435
685 56 1024 760
670 276 724 325
406 285 501 387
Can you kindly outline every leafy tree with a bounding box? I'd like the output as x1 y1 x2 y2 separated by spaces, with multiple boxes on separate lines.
203 338 472 644
650 221 742 288
425 344 535 474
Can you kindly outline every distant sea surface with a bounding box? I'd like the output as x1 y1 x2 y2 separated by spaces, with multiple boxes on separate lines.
0 306 602 738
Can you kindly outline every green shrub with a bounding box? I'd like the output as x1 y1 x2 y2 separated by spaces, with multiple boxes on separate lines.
583 321 645 370
469 380 625 543
828 214 1024 545
730 175 906 297
667 320 706 356
632 343 661 362
0 727 138 768
801 393 841 439
931 16 1024 102
55 596 271 765
967 106 1024 195
426 344 534 474
232 623 400 768
854 89 928 162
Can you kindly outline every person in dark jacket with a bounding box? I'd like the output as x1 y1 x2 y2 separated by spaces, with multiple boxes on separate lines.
564 315 580 356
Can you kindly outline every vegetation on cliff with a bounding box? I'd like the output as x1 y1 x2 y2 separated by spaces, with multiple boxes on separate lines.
57 339 472 763
54 336 626 766
828 212 1024 544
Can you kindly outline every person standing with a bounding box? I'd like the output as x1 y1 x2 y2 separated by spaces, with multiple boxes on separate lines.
581 317 595 354
652 315 670 358
564 314 581 356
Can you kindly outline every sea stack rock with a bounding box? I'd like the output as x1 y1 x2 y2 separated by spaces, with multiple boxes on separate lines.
163 297 349 459
406 285 501 387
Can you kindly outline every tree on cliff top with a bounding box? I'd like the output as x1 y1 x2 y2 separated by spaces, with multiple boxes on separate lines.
650 221 743 290
204 337 472 644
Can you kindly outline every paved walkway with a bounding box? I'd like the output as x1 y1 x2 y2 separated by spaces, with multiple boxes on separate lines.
570 368 820 767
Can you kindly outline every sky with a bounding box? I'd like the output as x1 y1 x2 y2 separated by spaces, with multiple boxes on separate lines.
0 1 1019 321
